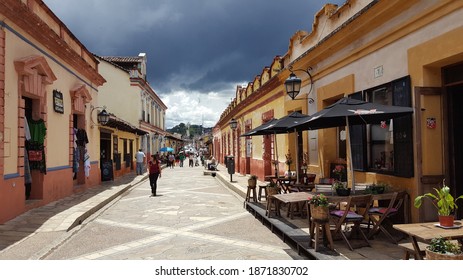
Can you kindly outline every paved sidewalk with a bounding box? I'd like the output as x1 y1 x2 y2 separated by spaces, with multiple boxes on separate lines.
0 172 147 259
0 163 407 260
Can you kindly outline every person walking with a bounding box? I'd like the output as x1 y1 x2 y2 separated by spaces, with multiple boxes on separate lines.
179 152 185 167
189 153 194 167
148 155 161 196
168 153 175 168
135 149 146 175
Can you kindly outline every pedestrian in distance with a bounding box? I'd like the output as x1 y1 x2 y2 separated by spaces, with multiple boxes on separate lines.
189 153 194 167
179 152 185 167
135 149 146 175
148 155 161 196
168 153 175 168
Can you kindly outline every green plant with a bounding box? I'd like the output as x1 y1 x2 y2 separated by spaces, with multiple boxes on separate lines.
308 194 329 207
332 181 346 190
414 180 463 216
366 182 388 194
249 174 258 180
427 237 462 255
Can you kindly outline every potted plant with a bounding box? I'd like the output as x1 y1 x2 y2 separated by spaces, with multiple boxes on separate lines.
425 237 463 260
332 164 346 182
414 180 463 227
366 182 388 194
285 151 293 175
308 194 330 221
333 181 350 196
266 181 279 196
248 175 258 188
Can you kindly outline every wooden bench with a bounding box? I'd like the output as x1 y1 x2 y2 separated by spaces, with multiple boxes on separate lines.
398 242 427 260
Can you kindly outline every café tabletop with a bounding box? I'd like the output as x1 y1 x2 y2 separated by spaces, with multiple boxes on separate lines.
393 220 463 260
393 220 463 241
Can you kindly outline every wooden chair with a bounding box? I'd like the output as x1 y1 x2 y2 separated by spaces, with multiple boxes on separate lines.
330 194 373 251
367 191 406 243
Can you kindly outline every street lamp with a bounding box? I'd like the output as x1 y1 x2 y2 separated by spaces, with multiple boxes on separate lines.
284 66 314 103
228 118 239 182
229 118 238 130
90 105 110 127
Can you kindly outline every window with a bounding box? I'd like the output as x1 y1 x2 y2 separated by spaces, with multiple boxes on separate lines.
351 76 413 178
367 86 394 172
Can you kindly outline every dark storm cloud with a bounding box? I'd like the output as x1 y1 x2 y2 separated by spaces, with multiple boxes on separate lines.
43 0 345 127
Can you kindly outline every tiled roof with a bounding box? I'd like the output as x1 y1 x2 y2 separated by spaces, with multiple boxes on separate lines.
100 56 143 63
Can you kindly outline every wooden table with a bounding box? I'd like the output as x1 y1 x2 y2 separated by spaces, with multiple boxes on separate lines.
272 192 312 219
393 220 463 260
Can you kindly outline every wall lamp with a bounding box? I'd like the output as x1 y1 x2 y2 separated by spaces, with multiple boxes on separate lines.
229 118 238 130
284 65 314 104
90 105 110 128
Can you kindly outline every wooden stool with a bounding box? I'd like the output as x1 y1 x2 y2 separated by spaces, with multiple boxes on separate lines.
258 185 268 201
245 186 257 203
309 218 334 252
266 196 280 217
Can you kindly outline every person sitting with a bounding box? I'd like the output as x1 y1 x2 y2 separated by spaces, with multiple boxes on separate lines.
208 156 217 171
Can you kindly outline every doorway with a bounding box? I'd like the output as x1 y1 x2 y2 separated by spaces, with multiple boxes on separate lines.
446 83 463 218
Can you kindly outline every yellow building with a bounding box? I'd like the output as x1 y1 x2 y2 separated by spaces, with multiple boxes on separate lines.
215 0 463 223
96 54 167 178
0 0 105 223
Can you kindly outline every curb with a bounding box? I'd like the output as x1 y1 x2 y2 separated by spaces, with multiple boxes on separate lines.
66 175 148 231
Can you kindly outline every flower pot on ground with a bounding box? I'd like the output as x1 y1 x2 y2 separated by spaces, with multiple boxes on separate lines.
248 175 258 188
414 179 463 227
425 237 463 260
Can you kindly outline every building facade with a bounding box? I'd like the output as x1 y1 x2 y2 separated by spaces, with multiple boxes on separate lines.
0 0 105 223
96 54 167 178
214 0 463 223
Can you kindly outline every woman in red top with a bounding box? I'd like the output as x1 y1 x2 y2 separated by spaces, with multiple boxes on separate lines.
148 155 162 196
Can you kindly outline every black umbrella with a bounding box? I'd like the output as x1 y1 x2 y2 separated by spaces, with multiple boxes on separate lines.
240 118 280 137
290 97 413 130
289 97 414 191
240 112 311 180
261 111 311 182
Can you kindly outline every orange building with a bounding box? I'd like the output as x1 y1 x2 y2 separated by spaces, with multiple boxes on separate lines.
0 0 105 223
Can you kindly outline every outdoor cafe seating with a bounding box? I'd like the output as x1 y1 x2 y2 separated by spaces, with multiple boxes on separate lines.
368 191 407 244
329 194 373 251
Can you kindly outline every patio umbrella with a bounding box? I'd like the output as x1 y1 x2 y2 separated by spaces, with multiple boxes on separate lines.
160 147 174 152
289 97 413 192
240 118 282 176
259 112 312 182
240 112 312 180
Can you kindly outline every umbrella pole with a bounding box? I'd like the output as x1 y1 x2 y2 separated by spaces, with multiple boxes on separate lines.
274 132 279 177
294 129 300 183
346 116 356 194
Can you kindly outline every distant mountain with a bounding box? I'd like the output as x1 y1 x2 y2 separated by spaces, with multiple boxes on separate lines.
167 123 211 139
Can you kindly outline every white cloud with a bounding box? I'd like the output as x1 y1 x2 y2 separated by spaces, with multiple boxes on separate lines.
160 85 237 129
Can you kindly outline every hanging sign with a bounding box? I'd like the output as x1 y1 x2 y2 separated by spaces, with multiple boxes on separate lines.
53 90 64 114
426 117 436 129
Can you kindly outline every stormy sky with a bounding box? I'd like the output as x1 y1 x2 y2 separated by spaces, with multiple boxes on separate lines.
43 0 345 128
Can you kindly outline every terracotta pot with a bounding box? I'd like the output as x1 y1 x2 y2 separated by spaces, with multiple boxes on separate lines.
267 187 279 196
426 249 463 260
248 179 257 188
438 215 454 227
310 204 329 222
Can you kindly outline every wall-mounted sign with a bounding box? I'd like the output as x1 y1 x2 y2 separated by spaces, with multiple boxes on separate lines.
427 117 436 129
374 65 383 78
53 90 64 114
